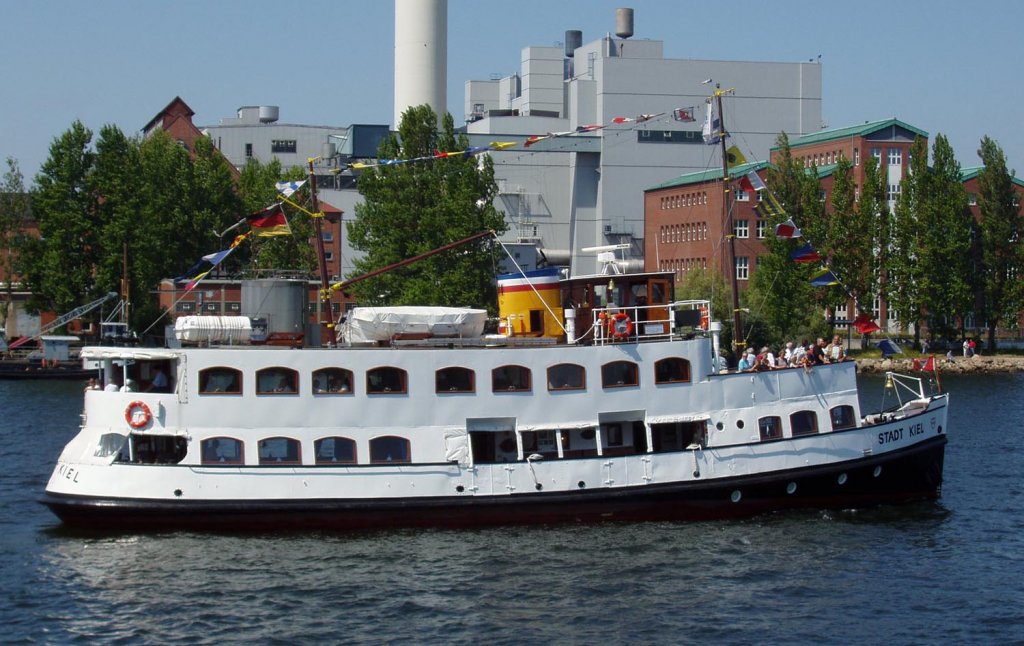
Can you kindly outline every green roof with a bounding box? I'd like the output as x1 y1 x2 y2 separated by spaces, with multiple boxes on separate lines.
960 166 1024 187
647 159 842 191
646 160 769 191
773 118 928 150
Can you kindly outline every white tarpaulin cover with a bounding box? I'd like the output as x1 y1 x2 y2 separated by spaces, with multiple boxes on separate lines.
175 316 252 343
341 307 487 343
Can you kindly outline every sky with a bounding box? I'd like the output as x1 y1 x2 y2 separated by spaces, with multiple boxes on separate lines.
2 0 1022 186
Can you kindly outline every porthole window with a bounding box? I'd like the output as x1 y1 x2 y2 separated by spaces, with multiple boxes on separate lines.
369 435 411 463
256 367 299 394
654 357 690 384
313 368 353 395
199 367 242 394
492 365 531 392
601 361 639 388
758 416 783 441
258 437 301 465
201 437 244 464
436 367 475 393
314 437 357 464
367 367 408 394
830 405 856 430
547 363 585 391
790 410 819 436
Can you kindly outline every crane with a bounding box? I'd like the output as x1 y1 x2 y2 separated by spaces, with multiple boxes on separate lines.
8 292 119 350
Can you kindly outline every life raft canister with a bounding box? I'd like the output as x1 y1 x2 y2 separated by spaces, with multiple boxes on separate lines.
608 312 634 340
125 401 152 429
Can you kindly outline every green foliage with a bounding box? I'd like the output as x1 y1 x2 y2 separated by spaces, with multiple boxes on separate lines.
676 266 732 342
887 137 928 333
347 105 508 311
748 134 821 346
238 159 313 273
918 135 973 339
0 158 30 326
24 121 99 317
976 136 1024 351
22 122 245 333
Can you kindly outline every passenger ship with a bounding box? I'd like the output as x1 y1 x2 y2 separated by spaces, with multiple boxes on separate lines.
42 263 948 530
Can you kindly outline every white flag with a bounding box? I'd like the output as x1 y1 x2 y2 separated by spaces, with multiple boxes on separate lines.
702 100 722 145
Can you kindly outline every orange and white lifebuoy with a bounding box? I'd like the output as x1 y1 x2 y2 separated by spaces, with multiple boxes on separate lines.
125 401 152 429
607 312 634 341
700 306 710 330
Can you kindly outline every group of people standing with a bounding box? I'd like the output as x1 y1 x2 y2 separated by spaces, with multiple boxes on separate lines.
736 335 846 372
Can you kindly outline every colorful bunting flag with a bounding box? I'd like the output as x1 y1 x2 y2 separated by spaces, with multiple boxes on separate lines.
247 203 291 237
790 244 821 263
671 107 696 122
912 356 936 372
745 170 767 192
774 218 802 239
275 180 307 198
754 191 786 219
852 313 881 334
810 268 840 287
726 145 747 167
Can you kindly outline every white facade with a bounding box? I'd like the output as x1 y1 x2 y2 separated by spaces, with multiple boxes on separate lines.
465 34 822 275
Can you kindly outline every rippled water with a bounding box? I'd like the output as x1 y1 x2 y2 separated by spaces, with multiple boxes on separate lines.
2 374 1023 644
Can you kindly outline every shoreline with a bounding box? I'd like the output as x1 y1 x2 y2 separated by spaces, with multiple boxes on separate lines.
855 354 1024 374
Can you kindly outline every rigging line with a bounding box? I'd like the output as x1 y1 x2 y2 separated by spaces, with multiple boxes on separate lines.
493 232 568 337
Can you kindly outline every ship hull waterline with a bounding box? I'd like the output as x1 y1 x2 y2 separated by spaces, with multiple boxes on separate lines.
41 435 946 531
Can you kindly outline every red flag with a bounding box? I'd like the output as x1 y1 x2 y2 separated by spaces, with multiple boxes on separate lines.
852 313 881 334
246 203 291 237
912 356 935 372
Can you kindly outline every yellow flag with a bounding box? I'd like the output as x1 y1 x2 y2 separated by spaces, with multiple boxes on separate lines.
726 145 747 167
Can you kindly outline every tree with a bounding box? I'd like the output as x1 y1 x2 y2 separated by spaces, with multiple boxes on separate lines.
747 134 821 346
975 136 1023 352
887 137 928 338
917 135 972 341
0 158 30 330
825 157 875 324
861 155 887 316
347 105 507 310
23 122 99 318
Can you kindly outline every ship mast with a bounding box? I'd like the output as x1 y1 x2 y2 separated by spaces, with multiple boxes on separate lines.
307 159 332 331
714 84 743 354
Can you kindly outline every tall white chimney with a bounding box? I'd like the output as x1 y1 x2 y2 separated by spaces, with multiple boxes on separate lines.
394 0 448 128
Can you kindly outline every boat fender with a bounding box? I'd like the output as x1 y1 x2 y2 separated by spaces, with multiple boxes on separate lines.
607 312 633 340
125 401 152 429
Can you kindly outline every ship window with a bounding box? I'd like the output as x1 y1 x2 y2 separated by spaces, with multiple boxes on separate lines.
654 357 690 384
601 361 639 388
313 368 353 394
130 435 188 464
199 367 242 394
367 367 407 394
314 437 357 464
436 366 475 393
830 405 856 430
369 436 411 463
520 430 558 459
257 367 299 394
492 364 531 392
547 363 585 391
758 416 783 441
790 411 819 436
258 437 301 465
201 437 244 464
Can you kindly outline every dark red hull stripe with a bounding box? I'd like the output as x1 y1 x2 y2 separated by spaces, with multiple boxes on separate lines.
41 436 946 531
